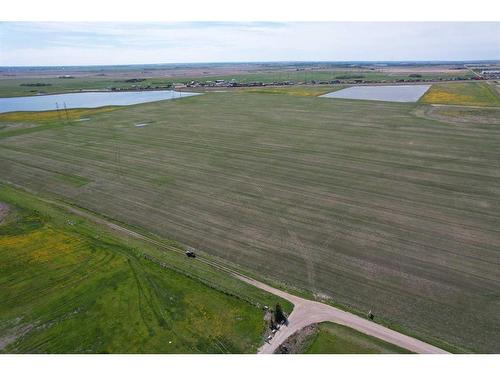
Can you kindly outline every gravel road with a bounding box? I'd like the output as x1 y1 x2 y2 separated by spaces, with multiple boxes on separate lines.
234 275 449 354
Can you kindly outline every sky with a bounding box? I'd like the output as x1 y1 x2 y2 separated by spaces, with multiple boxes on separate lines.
0 22 499 66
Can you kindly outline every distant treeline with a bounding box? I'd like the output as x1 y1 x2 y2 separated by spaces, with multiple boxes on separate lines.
334 74 365 79
20 83 52 87
115 78 147 83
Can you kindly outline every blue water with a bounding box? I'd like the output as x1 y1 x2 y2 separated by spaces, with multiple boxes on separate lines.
320 85 431 103
0 90 200 113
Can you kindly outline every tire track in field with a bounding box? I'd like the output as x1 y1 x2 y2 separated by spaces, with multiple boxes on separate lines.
18 189 447 354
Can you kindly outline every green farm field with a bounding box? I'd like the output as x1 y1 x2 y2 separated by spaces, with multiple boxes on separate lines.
301 322 411 354
420 82 500 106
1 85 500 352
0 185 293 353
0 77 138 98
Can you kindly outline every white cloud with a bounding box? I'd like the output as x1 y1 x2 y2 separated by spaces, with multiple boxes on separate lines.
1 22 499 66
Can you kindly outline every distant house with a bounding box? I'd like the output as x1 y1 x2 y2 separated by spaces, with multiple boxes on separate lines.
481 70 500 78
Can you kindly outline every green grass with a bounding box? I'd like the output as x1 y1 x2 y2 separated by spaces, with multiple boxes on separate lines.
0 185 291 353
0 77 156 97
0 87 499 353
420 82 500 106
236 86 340 97
190 70 469 84
55 173 90 187
302 322 411 354
0 68 474 97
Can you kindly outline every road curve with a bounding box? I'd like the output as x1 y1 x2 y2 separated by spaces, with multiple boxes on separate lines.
234 275 449 354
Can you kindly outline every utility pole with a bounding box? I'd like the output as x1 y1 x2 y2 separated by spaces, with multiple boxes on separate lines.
55 103 62 122
63 102 69 123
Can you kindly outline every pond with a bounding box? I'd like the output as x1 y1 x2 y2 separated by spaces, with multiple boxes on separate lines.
320 85 431 103
0 90 200 113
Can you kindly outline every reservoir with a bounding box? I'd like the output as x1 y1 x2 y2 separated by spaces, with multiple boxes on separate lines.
0 90 200 113
320 85 431 103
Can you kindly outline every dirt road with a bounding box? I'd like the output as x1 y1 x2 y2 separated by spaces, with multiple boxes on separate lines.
235 275 449 354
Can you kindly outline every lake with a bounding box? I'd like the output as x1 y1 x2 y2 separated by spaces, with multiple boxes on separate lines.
320 85 431 103
0 90 200 113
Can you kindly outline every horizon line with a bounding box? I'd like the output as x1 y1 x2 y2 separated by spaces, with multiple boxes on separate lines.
2 59 500 69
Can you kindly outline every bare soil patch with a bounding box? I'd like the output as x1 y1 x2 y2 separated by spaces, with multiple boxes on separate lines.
275 324 318 354
0 321 34 350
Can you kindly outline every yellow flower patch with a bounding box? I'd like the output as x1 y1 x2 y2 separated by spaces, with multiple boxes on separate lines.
0 227 83 263
0 107 119 124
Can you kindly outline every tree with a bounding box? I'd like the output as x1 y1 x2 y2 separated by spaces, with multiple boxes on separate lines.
275 303 286 324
